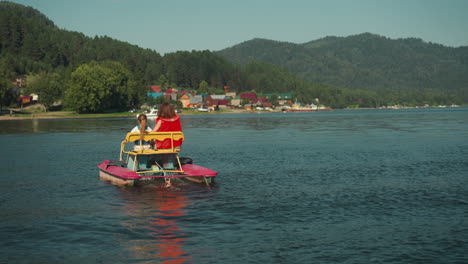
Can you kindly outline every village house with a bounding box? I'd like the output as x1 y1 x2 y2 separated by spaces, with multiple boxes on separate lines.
261 93 293 106
189 95 204 108
13 76 27 87
147 88 294 110
209 95 227 100
225 92 236 98
243 104 253 110
17 95 36 108
205 95 228 108
255 97 272 108
179 94 192 108
148 85 161 92
275 93 293 105
147 85 163 99
163 93 176 101
165 88 178 101
230 96 241 107
176 90 192 96
31 93 38 102
198 93 209 101
240 93 257 104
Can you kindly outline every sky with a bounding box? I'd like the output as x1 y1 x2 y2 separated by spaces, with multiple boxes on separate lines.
7 0 468 54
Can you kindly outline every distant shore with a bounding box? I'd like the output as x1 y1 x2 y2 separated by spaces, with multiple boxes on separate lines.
0 108 260 121
2 106 463 121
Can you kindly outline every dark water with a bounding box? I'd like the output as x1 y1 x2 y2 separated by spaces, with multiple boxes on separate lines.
1 108 467 264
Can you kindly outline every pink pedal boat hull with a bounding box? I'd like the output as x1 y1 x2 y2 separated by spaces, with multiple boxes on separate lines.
98 160 217 185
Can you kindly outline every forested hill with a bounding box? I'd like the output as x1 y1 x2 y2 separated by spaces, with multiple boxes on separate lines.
217 34 468 92
0 1 236 88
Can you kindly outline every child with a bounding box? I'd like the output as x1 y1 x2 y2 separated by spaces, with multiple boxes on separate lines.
123 113 153 150
122 114 153 172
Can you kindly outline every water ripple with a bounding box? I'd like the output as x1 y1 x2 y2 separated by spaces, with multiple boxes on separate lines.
1 108 468 263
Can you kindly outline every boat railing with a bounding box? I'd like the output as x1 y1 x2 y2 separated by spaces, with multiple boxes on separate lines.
120 132 185 174
120 132 184 159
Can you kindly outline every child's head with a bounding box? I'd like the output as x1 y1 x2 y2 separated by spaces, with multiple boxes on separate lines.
158 103 176 118
137 113 147 126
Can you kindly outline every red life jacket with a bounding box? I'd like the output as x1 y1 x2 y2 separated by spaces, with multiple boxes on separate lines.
155 115 183 149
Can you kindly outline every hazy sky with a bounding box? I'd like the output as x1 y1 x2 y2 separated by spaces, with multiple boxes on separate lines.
8 0 468 54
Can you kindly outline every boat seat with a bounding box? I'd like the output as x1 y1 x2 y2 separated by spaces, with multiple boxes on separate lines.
127 148 181 155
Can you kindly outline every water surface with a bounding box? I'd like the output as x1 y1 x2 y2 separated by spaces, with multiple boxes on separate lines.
1 108 467 263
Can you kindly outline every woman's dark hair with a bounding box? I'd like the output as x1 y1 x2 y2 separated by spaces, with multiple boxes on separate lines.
158 103 176 118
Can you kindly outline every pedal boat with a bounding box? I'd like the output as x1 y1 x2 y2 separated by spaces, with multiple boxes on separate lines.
98 132 217 186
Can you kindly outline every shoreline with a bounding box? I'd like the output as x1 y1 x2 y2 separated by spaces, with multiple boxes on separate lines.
0 108 257 121
1 106 464 121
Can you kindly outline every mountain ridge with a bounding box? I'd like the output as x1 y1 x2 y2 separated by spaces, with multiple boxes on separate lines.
217 33 468 92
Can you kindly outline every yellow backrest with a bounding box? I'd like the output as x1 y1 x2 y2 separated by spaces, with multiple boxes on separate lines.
125 132 184 143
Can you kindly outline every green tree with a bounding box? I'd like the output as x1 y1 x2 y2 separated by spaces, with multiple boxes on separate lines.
0 76 15 110
65 61 135 113
154 95 168 105
0 56 16 79
199 80 209 92
158 74 168 89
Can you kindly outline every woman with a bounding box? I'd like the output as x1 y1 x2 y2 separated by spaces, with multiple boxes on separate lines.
152 103 183 188
152 103 183 149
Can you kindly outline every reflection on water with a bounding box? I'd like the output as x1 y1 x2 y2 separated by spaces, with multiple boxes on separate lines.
153 192 189 264
117 187 190 264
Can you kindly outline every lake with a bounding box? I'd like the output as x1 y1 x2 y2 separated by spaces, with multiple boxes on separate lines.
1 108 467 263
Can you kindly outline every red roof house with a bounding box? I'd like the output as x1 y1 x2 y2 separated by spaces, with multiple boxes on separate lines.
205 95 229 106
149 85 161 93
240 93 257 103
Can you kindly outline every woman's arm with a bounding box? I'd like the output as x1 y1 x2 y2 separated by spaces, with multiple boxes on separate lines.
152 120 162 132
